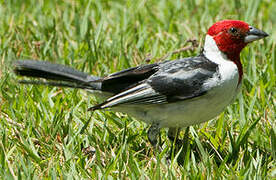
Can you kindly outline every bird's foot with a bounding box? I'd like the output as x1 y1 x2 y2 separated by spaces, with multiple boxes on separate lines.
147 123 163 151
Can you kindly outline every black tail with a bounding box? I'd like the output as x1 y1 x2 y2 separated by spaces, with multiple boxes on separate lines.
14 60 102 90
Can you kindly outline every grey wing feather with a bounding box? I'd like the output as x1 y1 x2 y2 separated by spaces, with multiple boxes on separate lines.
149 55 218 102
89 83 166 111
89 54 219 110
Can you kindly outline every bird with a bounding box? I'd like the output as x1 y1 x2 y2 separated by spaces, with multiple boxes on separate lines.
14 20 268 146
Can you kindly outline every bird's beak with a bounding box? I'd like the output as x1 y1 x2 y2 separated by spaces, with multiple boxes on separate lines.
244 26 269 43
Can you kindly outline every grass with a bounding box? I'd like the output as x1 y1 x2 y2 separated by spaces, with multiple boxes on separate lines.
0 0 275 179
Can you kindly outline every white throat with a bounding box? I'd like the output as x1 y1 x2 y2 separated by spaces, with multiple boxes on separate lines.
203 35 229 64
202 34 240 88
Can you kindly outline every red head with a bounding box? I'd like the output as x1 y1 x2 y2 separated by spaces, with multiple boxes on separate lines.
206 20 268 84
207 20 268 59
208 20 250 58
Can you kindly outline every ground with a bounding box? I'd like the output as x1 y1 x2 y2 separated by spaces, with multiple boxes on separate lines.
0 0 275 179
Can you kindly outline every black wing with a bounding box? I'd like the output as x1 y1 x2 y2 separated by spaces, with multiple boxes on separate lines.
90 55 219 110
100 63 159 93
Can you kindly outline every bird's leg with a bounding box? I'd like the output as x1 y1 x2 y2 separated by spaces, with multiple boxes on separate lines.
147 123 160 148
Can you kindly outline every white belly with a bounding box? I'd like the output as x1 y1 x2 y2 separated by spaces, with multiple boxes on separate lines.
114 84 239 128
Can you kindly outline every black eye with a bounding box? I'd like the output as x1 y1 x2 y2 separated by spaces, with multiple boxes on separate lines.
229 27 238 34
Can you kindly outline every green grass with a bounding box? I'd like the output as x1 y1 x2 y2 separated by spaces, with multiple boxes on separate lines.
0 0 275 179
